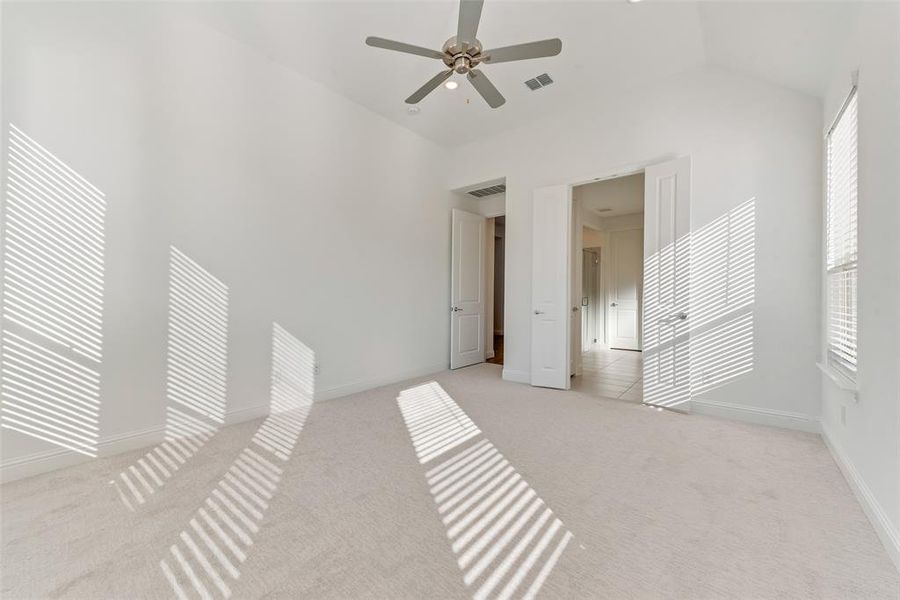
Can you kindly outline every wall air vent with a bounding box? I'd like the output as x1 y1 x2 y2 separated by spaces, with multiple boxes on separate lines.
524 73 554 91
467 184 506 198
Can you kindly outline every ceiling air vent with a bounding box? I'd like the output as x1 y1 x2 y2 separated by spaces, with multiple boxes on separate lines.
468 184 506 198
525 73 554 91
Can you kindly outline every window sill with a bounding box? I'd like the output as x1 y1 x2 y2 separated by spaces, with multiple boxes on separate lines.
817 362 859 402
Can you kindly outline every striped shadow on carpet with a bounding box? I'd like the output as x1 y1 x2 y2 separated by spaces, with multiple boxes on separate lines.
158 323 314 599
398 381 573 600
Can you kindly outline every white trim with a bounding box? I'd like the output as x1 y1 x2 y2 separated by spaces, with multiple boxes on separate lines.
825 84 858 137
1 358 454 483
822 423 900 572
2 360 451 483
691 398 820 433
0 403 270 484
817 361 859 401
502 368 530 384
313 362 448 402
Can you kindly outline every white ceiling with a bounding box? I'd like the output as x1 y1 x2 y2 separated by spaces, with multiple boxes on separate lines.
186 1 861 148
575 172 644 218
698 2 861 98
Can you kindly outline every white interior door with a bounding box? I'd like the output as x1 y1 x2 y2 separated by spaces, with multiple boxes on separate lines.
450 209 486 369
531 185 571 389
608 229 643 350
642 156 692 411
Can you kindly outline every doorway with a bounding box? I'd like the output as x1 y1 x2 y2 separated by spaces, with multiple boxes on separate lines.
449 181 506 371
570 172 645 402
530 156 691 408
487 216 505 365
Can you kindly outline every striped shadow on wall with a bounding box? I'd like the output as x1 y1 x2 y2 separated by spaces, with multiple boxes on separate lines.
1 123 106 457
112 246 229 511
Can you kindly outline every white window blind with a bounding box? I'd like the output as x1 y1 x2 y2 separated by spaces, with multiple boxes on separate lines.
825 89 858 379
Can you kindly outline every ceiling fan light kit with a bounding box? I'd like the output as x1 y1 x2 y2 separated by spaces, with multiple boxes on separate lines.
365 0 562 109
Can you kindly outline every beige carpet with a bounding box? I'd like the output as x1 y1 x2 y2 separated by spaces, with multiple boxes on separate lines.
2 363 898 599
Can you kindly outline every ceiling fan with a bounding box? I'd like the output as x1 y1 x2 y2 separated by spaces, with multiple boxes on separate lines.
365 0 562 109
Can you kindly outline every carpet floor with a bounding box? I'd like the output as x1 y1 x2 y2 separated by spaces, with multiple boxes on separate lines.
2 363 898 599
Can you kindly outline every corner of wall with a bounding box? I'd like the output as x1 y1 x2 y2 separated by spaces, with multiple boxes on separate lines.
821 422 900 572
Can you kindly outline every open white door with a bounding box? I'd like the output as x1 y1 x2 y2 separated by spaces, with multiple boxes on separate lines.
450 209 486 369
531 185 571 389
642 156 692 410
608 229 643 350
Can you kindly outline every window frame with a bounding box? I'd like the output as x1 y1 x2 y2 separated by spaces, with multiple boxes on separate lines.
823 86 859 384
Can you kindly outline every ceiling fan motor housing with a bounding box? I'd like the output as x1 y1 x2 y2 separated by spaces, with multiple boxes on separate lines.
442 36 483 73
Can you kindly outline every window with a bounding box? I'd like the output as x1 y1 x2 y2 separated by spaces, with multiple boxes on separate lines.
825 89 858 380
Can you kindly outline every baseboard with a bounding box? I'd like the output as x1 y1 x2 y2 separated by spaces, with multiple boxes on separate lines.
502 368 530 384
1 402 270 484
486 350 495 359
313 362 448 402
822 424 900 572
691 398 820 433
2 361 452 484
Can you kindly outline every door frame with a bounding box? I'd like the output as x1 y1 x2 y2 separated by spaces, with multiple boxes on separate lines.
541 154 682 389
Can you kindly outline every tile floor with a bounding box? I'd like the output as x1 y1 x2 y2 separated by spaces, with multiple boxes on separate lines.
573 347 643 402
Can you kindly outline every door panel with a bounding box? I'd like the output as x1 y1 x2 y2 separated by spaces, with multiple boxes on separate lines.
451 209 485 369
531 185 571 389
642 157 691 411
608 229 643 350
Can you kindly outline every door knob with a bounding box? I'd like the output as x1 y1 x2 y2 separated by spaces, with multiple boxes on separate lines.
533 310 545 315
451 306 463 312
675 311 687 320
610 302 618 307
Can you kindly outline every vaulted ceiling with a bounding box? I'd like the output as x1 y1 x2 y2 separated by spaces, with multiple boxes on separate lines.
187 1 861 147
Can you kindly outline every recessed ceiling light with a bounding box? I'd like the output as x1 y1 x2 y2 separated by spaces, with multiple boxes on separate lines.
628 0 642 3
445 80 458 90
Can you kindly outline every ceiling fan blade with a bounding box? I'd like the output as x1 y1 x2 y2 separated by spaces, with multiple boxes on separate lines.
365 36 445 60
482 38 562 64
467 69 505 108
406 70 454 104
457 0 484 46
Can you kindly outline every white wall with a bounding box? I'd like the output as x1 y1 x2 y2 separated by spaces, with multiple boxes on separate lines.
583 227 605 248
1 3 465 477
595 213 644 233
819 3 900 568
450 67 824 428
